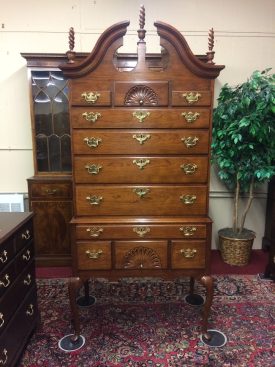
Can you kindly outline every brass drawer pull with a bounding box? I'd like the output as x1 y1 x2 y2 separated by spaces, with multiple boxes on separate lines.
21 230 30 240
133 158 150 170
133 226 150 237
180 226 197 236
86 195 103 205
181 136 199 148
86 227 104 237
133 133 151 145
85 163 102 175
22 250 31 262
0 313 4 328
182 92 201 104
26 304 34 316
133 111 150 123
180 163 198 175
85 249 103 259
133 188 150 198
23 274 32 286
180 248 197 258
81 91 100 103
0 274 10 288
0 250 8 264
0 349 8 365
82 111 101 122
84 137 102 148
181 111 200 123
180 194 197 205
45 189 58 195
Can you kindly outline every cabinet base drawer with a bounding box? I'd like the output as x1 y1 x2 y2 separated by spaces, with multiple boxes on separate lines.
171 240 206 269
77 241 111 270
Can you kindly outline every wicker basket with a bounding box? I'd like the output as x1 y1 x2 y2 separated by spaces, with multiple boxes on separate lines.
218 230 255 266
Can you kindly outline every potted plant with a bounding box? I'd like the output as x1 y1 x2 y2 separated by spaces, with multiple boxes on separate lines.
211 68 275 265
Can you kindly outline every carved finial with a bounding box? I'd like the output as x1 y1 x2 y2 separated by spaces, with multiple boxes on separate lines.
137 5 146 43
206 27 215 64
66 27 76 64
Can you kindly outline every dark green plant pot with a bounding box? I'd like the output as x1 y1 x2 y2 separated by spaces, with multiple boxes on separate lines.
218 228 256 266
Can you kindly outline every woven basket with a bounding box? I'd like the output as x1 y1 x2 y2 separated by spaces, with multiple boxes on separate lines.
218 230 255 266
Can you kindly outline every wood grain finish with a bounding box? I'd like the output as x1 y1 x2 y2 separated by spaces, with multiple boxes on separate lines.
59 13 224 340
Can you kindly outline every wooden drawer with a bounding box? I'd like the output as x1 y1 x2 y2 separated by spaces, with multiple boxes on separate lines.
114 241 167 269
0 288 38 367
75 185 207 216
29 182 72 199
71 108 211 129
74 156 208 184
73 129 209 155
15 221 33 252
171 240 206 269
71 80 111 106
0 262 35 334
76 223 207 240
77 241 111 270
114 81 169 106
172 91 211 106
0 238 14 272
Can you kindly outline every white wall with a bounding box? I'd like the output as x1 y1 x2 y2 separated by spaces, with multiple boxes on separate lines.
0 0 274 248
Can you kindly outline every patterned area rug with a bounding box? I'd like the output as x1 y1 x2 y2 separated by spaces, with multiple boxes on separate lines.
19 275 275 367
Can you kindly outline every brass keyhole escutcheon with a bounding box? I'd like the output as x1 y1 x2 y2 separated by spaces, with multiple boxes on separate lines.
86 227 104 237
81 91 100 104
133 111 150 123
133 226 151 237
133 188 150 198
133 158 150 170
133 133 151 145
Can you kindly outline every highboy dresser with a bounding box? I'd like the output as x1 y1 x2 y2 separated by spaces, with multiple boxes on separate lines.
59 7 224 348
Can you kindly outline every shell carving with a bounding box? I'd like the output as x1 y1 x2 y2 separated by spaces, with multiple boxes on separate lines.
124 85 158 106
123 246 161 269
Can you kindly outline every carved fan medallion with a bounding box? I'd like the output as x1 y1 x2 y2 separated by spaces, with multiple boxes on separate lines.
124 85 158 106
123 246 161 269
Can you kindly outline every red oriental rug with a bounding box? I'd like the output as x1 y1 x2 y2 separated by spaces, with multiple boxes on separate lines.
19 275 275 367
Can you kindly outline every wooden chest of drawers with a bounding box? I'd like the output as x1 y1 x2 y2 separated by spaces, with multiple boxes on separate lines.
0 212 39 367
60 11 224 346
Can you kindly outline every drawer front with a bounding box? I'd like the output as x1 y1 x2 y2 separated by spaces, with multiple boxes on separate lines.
0 288 37 367
75 185 207 216
30 182 72 199
77 241 111 270
71 80 111 106
74 156 208 184
172 91 211 106
76 223 207 240
73 129 209 155
115 241 167 269
16 242 34 274
171 240 206 269
15 220 33 252
0 261 16 298
0 262 35 333
0 238 14 272
114 81 169 106
71 108 211 129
